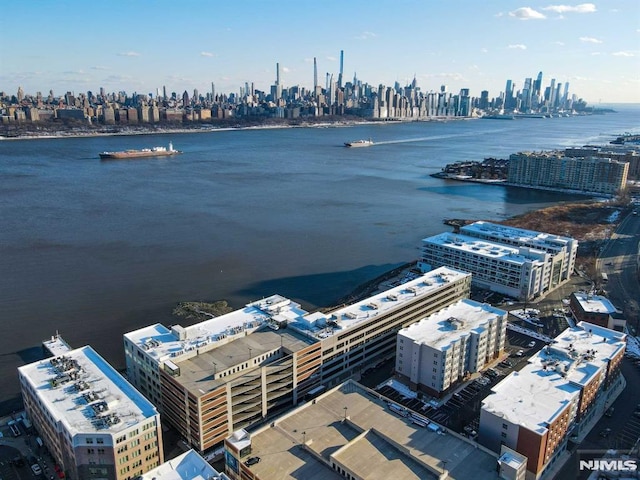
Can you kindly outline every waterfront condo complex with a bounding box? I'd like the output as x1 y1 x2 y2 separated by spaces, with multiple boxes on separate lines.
18 346 164 480
478 322 626 479
395 299 508 397
123 266 471 452
420 221 578 301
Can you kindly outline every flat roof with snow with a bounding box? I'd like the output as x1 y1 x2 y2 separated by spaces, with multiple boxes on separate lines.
482 322 626 434
422 232 547 264
399 299 506 350
124 294 310 364
461 221 575 249
572 293 617 315
18 346 158 435
286 267 471 341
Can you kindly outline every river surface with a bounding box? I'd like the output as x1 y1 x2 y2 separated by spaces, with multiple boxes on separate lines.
1 105 639 413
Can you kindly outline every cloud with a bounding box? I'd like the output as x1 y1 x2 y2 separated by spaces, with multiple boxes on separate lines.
480 48 488 53
612 51 634 57
554 41 565 46
580 36 602 43
326 56 337 62
419 72 466 82
508 44 528 50
282 67 290 73
117 51 140 57
355 31 377 40
91 66 109 71
509 7 546 20
200 52 215 57
543 3 596 14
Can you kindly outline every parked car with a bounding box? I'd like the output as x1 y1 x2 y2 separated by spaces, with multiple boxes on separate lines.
605 407 615 417
514 350 524 357
599 428 611 438
31 463 43 476
527 341 536 348
245 456 261 466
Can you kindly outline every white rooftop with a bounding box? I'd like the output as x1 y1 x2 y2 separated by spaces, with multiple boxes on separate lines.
398 299 506 350
137 450 228 480
287 267 471 340
573 293 617 315
422 232 547 264
124 294 309 364
18 346 158 435
461 221 575 248
482 322 626 434
42 334 73 357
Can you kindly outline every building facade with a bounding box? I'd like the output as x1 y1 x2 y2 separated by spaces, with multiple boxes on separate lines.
507 152 629 196
569 292 626 331
395 299 507 397
18 346 164 480
460 221 578 288
478 322 626 479
420 232 550 300
124 267 471 453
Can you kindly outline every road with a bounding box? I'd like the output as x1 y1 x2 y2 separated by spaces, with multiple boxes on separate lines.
599 210 640 332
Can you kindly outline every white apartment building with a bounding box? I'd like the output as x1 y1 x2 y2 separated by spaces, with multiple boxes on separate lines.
18 346 164 480
460 221 578 287
420 231 550 300
395 299 507 396
479 322 626 479
124 267 472 452
507 152 629 196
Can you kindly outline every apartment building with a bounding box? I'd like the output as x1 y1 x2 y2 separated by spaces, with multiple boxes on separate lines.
18 346 164 480
138 449 229 480
124 267 471 453
420 231 550 300
460 221 578 287
478 322 626 479
395 299 507 397
507 152 629 196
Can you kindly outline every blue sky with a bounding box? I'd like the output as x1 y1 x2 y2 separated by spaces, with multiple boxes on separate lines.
2 0 639 103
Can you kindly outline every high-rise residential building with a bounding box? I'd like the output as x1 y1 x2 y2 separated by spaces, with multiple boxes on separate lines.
124 267 471 453
460 221 578 288
395 299 507 396
18 346 164 480
479 322 626 479
507 151 629 196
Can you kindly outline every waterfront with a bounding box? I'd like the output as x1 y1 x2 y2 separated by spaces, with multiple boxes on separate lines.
0 105 638 414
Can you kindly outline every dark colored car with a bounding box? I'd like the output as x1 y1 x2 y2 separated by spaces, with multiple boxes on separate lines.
245 456 261 466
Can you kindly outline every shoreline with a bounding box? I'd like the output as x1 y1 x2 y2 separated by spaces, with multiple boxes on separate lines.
0 116 475 141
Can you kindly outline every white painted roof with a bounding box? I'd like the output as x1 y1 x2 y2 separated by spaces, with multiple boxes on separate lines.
138 450 228 480
422 232 547 264
18 346 158 435
399 299 506 350
461 221 575 249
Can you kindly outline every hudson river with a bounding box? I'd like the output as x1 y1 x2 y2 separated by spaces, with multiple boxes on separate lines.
1 105 638 413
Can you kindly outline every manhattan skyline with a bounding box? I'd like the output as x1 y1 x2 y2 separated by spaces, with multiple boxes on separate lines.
1 0 639 104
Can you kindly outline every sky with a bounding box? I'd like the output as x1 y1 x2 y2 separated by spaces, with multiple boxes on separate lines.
1 0 639 104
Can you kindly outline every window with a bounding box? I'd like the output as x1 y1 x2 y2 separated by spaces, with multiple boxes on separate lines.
501 432 507 438
96 438 104 444
502 423 508 430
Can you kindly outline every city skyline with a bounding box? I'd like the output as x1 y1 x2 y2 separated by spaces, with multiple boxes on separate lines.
1 1 639 104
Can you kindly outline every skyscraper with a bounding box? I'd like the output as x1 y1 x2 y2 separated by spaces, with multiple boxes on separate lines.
338 50 344 89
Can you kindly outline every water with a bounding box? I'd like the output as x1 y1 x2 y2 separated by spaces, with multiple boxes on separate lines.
1 105 638 413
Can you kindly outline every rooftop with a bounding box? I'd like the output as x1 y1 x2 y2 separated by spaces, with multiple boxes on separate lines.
232 380 499 480
173 328 316 395
124 294 310 365
482 322 626 434
137 450 228 480
287 267 471 340
572 292 618 315
461 221 575 248
18 346 158 436
42 334 73 357
398 299 506 350
422 232 548 264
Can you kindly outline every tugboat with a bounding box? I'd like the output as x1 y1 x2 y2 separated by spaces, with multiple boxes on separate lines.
99 142 182 160
344 138 374 148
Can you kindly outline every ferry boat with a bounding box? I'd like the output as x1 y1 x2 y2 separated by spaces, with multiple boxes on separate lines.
344 138 374 148
99 142 182 160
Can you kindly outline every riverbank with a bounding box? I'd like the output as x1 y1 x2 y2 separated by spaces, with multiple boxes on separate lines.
0 115 473 141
